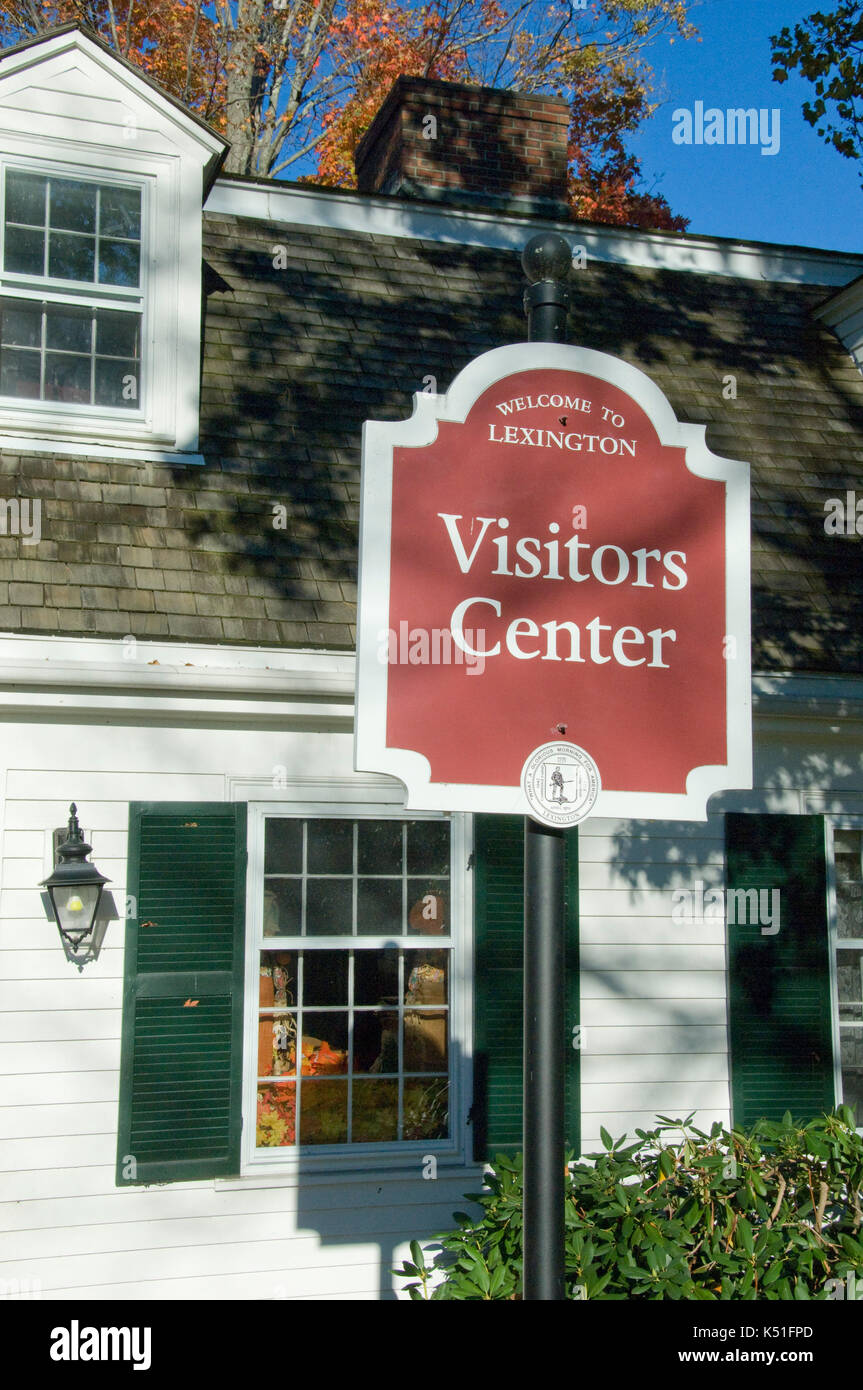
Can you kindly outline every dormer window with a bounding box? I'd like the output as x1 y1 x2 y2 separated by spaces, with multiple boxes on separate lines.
0 166 146 418
0 27 227 463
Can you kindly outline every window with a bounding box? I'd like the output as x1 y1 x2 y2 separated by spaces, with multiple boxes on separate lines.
0 168 144 413
253 815 453 1154
828 823 863 1120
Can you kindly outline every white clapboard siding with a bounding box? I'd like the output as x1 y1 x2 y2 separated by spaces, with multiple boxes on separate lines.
581 1052 727 1084
577 861 723 891
4 1187 472 1261
579 918 726 944
580 944 726 971
0 948 124 981
5 770 225 801
581 1082 730 1112
1 1102 117 1141
0 1040 121 1071
0 1071 117 1106
581 1000 726 1026
581 971 726 1000
0 1172 477 1231
0 1133 116 1172
576 1025 727 1053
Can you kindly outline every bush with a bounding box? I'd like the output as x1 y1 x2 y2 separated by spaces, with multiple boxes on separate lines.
397 1109 863 1299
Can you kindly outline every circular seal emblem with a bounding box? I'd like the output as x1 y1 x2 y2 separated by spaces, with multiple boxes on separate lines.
520 742 601 828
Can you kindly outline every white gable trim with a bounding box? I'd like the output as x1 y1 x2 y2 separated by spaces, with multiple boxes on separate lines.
206 179 863 289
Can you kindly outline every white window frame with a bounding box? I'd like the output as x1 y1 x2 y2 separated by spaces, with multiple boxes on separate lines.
0 139 190 458
825 815 863 1130
241 799 472 1177
1 159 148 422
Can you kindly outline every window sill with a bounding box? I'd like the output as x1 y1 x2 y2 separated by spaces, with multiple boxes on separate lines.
0 431 205 465
217 1157 482 1191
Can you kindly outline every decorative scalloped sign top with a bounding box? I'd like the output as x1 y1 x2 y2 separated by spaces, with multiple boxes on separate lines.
355 344 752 821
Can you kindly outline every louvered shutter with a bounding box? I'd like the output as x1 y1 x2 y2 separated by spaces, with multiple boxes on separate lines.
726 812 835 1129
117 804 247 1185
472 814 580 1160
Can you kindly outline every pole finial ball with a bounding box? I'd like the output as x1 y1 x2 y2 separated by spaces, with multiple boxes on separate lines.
521 232 572 285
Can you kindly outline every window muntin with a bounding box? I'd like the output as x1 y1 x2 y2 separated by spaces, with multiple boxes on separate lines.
831 826 863 1119
4 171 141 287
256 817 451 1150
0 299 140 408
0 167 144 415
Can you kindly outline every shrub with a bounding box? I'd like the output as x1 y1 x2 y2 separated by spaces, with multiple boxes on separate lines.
396 1109 863 1299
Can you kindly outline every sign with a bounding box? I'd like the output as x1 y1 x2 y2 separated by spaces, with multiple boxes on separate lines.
354 344 752 820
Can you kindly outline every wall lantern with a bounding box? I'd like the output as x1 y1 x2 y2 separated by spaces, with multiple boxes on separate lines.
40 804 112 970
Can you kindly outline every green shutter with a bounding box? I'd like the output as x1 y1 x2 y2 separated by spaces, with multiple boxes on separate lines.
472 814 580 1161
726 813 835 1130
117 804 247 1185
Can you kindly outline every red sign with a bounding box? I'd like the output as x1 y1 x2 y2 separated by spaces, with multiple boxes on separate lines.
355 345 751 820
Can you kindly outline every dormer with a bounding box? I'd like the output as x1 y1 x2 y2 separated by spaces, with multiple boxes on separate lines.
0 25 227 463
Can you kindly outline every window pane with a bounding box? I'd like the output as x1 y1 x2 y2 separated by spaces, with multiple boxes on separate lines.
307 819 353 873
260 950 297 1006
5 224 44 275
264 818 302 874
44 352 90 403
6 171 46 226
407 820 450 874
357 821 402 874
1 302 40 348
306 877 352 935
94 357 138 408
263 879 301 936
0 348 40 398
837 949 863 1020
407 881 449 934
300 1078 347 1145
354 948 399 1005
50 178 96 233
353 1009 398 1074
403 1010 447 1072
99 238 140 287
100 185 141 239
403 1078 448 1140
837 888 863 941
302 1013 348 1072
303 950 348 1006
258 1013 296 1078
96 309 139 358
46 308 91 354
834 830 861 855
257 1081 296 1146
840 1033 863 1119
357 878 402 935
49 230 95 281
405 950 448 1005
352 1079 399 1142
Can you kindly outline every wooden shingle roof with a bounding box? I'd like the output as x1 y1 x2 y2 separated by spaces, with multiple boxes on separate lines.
1 204 862 673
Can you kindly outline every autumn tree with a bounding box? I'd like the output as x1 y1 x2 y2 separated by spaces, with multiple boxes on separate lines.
2 0 697 228
772 1 863 180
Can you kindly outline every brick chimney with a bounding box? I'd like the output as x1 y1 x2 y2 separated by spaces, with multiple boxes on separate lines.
354 76 571 219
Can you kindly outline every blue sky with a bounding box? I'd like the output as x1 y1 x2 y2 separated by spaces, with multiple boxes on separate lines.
628 0 861 251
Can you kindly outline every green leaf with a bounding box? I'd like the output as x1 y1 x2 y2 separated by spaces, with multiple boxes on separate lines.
600 1126 613 1151
659 1149 675 1179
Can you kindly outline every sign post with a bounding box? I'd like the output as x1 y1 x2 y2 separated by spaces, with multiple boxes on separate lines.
354 232 752 1301
521 233 573 1302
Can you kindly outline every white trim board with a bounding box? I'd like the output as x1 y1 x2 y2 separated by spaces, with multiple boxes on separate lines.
206 179 863 288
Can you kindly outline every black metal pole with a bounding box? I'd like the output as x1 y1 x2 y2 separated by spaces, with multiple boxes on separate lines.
521 231 572 1302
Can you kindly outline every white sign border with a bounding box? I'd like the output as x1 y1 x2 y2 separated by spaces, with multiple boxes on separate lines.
354 342 752 822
